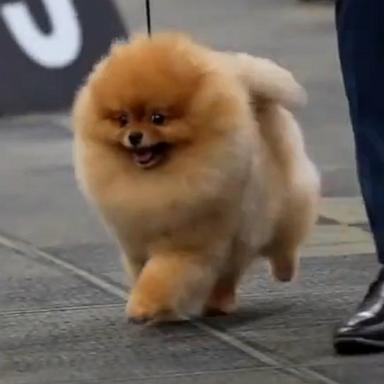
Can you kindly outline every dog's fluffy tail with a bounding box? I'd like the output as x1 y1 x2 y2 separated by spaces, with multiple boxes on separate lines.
225 52 316 184
225 53 307 110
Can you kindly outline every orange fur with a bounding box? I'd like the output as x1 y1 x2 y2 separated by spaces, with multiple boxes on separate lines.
72 33 320 322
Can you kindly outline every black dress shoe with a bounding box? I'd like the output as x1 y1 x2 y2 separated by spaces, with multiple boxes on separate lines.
334 267 384 354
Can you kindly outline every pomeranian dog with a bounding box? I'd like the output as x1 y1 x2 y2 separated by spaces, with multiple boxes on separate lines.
72 33 320 322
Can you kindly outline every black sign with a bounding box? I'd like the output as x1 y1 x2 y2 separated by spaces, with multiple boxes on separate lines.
0 0 127 115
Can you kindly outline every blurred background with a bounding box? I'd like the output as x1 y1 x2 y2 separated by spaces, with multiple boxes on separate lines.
0 0 357 197
0 0 361 248
0 0 358 246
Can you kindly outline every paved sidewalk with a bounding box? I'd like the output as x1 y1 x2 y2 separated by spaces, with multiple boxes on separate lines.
0 204 380 384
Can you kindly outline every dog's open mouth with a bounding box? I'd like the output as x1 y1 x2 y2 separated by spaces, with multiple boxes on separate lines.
130 143 170 168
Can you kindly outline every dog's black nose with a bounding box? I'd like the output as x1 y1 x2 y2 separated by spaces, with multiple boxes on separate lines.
128 131 143 147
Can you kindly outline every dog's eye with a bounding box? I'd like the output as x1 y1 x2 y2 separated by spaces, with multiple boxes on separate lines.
151 113 166 126
117 112 129 127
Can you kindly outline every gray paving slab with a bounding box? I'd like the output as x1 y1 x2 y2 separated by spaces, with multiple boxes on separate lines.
0 245 118 313
239 254 378 297
1 307 265 384
1 236 382 384
0 118 108 249
43 243 126 289
2 242 305 384
312 361 384 384
0 242 272 384
121 370 311 384
204 255 382 380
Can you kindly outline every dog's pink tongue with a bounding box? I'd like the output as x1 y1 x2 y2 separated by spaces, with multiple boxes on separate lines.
136 150 153 163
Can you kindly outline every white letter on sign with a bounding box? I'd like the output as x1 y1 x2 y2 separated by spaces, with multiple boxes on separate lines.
0 0 82 68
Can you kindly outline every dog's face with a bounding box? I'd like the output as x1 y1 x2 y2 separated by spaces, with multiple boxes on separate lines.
75 34 241 170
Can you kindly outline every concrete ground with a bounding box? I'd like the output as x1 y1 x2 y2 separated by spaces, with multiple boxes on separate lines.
1 1 383 384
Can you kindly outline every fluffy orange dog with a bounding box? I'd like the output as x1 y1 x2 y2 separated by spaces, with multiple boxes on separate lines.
72 33 320 322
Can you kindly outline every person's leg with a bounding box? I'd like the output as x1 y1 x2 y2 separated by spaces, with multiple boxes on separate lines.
335 0 384 353
337 0 384 262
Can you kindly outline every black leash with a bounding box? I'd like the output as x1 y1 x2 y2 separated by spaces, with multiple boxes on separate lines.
145 0 152 36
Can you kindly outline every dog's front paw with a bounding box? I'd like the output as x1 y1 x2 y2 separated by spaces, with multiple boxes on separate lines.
126 290 180 323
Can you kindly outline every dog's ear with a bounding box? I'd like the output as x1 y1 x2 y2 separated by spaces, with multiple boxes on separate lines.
232 53 307 109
